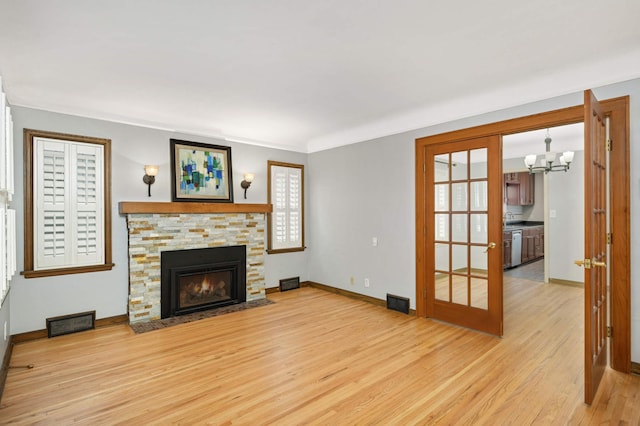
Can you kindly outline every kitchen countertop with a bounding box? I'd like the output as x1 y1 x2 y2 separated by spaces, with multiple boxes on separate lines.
503 221 544 231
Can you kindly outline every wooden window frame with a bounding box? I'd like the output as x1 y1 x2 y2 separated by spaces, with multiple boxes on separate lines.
267 160 305 254
23 129 114 278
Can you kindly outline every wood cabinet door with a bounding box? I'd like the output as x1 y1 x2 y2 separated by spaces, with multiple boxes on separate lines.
505 183 520 205
534 227 544 258
518 172 535 205
503 234 511 268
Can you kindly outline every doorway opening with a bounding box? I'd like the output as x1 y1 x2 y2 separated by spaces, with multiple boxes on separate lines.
502 123 585 286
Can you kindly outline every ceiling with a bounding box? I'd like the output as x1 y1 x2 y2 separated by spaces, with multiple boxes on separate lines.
0 1 639 153
502 123 583 160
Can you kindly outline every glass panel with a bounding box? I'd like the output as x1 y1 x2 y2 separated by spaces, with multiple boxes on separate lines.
451 214 467 243
451 151 468 180
435 243 449 272
470 181 488 211
434 154 449 182
452 244 467 273
470 245 488 276
451 183 467 211
470 277 488 310
435 273 450 302
470 148 487 179
434 184 449 212
434 215 449 241
470 214 488 244
452 275 468 306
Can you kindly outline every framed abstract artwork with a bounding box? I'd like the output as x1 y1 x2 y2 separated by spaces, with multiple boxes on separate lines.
170 139 234 202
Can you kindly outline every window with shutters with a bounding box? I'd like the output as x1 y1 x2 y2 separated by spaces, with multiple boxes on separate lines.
23 129 113 278
267 161 304 254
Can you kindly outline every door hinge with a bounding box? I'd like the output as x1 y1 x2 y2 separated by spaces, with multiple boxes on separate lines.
607 233 612 245
607 326 612 338
607 139 612 151
424 163 426 173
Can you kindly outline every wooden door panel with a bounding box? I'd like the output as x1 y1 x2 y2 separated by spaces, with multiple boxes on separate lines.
583 89 608 405
423 136 503 336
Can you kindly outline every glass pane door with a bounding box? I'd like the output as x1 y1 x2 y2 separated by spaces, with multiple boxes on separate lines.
433 149 488 310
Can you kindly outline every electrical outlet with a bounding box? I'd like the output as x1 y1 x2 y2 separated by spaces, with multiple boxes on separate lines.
372 237 378 247
364 278 370 288
349 276 355 285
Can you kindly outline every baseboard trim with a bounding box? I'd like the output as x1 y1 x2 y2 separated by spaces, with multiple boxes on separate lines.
305 281 416 315
0 336 14 402
11 314 129 344
549 278 584 288
266 281 310 295
632 362 640 376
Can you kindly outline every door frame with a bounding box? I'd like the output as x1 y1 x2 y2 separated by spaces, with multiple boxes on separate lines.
415 96 630 373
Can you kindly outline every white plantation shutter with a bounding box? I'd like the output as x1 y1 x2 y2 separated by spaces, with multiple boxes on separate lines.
0 92 5 191
269 163 304 251
34 137 104 270
5 105 12 199
0 207 5 297
0 76 14 300
7 209 16 282
74 147 102 261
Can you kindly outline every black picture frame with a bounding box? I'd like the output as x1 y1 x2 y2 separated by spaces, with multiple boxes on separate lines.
170 139 234 202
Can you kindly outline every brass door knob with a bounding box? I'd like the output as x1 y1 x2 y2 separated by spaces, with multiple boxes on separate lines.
484 242 496 253
574 259 591 269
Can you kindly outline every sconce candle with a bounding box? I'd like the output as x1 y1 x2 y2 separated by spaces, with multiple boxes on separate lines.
240 173 255 199
143 165 159 197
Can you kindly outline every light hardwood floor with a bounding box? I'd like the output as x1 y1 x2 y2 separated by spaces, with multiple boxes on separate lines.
1 279 639 424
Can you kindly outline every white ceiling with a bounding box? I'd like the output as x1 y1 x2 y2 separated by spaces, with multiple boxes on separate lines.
0 1 639 153
503 122 584 160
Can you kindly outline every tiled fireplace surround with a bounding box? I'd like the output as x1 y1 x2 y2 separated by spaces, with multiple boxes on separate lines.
120 202 271 324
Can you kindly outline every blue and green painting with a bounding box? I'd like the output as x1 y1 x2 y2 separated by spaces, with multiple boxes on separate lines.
178 148 227 197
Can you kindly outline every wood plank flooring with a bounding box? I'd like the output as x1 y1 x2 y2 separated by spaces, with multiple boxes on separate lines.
1 278 639 424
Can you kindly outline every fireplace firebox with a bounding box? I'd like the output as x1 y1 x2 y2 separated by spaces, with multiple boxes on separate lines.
161 246 246 319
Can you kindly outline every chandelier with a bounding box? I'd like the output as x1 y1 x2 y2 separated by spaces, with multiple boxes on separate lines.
523 129 574 174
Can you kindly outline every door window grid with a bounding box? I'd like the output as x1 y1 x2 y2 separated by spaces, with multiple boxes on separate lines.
433 149 489 309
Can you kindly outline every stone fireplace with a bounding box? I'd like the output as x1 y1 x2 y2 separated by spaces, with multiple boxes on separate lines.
120 202 271 324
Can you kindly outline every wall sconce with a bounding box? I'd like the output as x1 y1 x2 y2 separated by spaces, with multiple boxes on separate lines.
240 173 254 199
143 165 158 197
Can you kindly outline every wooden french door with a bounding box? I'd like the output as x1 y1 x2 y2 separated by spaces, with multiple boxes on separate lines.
421 135 503 336
581 90 608 405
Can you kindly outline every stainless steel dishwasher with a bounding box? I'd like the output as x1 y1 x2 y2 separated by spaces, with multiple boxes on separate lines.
511 230 522 266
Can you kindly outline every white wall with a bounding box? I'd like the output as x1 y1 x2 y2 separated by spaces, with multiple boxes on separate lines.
307 78 640 363
548 150 585 283
9 107 308 334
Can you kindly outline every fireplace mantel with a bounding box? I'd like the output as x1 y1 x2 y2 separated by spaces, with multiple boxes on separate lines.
119 201 272 214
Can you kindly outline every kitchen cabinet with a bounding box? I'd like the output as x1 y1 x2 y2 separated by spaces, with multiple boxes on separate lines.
504 172 519 184
504 225 544 269
522 228 536 263
503 231 512 269
504 172 535 206
533 226 544 257
502 224 544 269
518 172 535 205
